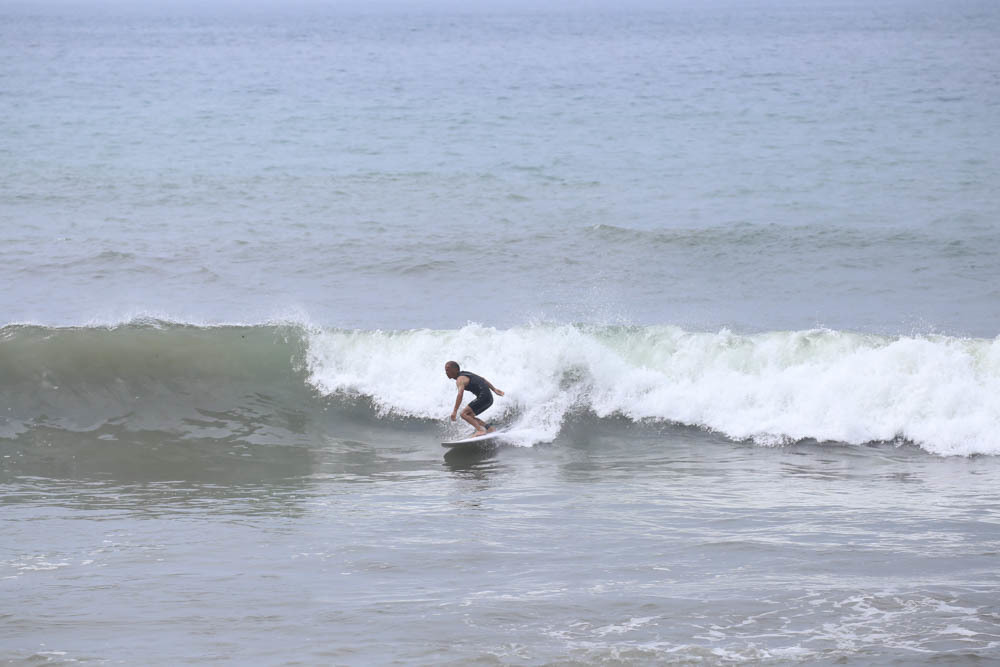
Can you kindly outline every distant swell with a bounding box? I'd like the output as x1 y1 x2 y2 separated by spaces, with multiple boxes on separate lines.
2 320 998 456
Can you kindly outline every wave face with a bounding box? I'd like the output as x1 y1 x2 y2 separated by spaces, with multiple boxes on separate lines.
0 322 314 442
2 321 999 457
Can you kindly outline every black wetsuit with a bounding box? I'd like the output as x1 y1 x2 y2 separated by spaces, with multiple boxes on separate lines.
459 371 493 415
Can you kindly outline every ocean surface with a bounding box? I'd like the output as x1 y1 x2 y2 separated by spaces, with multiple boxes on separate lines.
3 0 1000 663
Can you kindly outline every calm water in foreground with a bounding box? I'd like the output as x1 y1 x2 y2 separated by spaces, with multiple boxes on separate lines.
6 421 1000 664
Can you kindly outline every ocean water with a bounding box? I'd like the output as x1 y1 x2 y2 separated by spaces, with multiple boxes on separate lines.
3 0 1000 664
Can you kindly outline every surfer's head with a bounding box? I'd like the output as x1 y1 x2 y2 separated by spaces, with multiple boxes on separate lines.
444 361 460 379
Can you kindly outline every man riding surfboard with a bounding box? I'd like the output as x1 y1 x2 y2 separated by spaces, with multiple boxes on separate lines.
445 361 504 437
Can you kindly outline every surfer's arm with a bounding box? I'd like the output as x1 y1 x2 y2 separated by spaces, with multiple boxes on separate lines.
450 377 468 419
485 378 505 397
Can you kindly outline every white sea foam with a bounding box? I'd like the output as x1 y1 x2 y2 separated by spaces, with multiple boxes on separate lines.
305 323 1000 456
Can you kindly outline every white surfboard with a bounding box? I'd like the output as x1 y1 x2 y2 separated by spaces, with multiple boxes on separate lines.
441 429 506 448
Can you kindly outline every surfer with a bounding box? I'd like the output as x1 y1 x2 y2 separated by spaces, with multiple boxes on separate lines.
445 361 504 436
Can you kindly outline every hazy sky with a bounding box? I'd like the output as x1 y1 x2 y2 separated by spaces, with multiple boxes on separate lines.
2 0 828 17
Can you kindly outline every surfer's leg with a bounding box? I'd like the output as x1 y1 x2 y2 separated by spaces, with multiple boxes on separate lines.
460 406 488 435
465 394 494 435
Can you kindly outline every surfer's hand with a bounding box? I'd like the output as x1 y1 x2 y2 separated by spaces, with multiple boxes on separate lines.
450 411 457 421
495 389 504 396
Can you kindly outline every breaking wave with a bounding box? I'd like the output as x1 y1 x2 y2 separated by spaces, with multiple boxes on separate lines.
2 319 998 456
